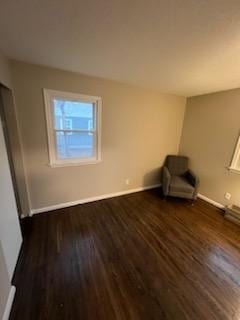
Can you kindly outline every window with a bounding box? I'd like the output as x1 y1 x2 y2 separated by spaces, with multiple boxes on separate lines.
87 119 93 130
229 134 240 173
44 89 101 167
59 118 72 130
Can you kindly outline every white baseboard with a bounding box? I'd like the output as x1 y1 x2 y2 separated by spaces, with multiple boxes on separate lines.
30 184 161 215
2 286 16 320
198 193 225 209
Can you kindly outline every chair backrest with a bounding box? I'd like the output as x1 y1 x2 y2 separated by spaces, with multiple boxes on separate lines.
165 155 188 176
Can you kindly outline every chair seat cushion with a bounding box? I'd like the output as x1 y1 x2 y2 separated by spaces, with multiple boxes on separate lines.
169 175 194 194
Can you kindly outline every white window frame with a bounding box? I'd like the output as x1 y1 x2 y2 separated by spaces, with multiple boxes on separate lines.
229 134 240 174
43 89 102 167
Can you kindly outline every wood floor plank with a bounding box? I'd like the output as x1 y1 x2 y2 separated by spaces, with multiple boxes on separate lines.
10 189 240 320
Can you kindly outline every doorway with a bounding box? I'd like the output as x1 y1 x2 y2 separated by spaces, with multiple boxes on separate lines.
0 85 30 218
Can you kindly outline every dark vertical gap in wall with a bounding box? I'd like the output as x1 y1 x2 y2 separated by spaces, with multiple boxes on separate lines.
0 84 22 218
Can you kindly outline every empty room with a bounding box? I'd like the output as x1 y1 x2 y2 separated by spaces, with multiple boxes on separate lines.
1 1 240 319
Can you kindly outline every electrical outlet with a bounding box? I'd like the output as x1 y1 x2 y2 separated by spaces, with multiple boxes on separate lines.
125 179 130 185
225 192 231 200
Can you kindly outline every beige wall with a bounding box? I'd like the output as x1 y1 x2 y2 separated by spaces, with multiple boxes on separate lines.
11 61 186 211
0 51 12 88
180 88 240 206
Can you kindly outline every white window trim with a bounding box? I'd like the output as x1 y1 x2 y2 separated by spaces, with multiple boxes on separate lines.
43 89 102 167
228 134 240 174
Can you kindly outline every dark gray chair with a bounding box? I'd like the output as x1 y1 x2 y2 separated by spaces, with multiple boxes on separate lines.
162 155 199 200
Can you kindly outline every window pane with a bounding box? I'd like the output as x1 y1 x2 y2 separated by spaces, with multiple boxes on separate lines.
53 99 94 130
55 131 95 160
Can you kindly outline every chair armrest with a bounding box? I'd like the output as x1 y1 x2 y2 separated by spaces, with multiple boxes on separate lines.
186 169 200 189
162 166 171 196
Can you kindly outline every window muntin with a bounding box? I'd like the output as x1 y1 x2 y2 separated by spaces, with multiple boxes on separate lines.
44 89 101 166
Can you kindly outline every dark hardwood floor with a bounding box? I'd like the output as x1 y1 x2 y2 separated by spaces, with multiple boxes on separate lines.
10 189 240 320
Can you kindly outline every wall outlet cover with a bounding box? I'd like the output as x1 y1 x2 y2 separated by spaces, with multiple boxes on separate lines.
225 192 231 200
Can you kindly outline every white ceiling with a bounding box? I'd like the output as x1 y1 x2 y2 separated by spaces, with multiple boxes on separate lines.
1 0 240 96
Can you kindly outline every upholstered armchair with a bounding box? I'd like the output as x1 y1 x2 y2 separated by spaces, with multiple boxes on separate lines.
162 155 199 200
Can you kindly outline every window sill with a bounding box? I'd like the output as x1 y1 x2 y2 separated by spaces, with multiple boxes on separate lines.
227 166 240 174
48 159 102 168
